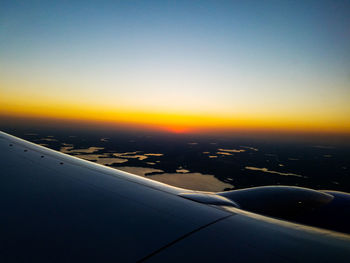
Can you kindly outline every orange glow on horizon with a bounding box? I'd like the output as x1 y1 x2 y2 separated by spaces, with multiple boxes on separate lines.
163 125 192 134
1 91 350 136
1 102 350 137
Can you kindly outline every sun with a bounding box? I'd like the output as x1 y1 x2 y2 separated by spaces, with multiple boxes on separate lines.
163 125 191 134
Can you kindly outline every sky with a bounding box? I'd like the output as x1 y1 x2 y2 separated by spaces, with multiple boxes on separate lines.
1 0 350 136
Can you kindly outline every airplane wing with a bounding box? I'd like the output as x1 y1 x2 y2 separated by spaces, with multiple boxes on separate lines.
1 131 349 262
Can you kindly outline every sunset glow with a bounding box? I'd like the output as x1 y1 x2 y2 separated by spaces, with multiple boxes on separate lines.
1 1 349 137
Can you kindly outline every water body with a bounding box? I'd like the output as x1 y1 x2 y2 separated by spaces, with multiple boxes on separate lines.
61 146 104 154
117 166 164 176
218 148 245 153
115 166 232 191
146 172 233 192
245 166 303 178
